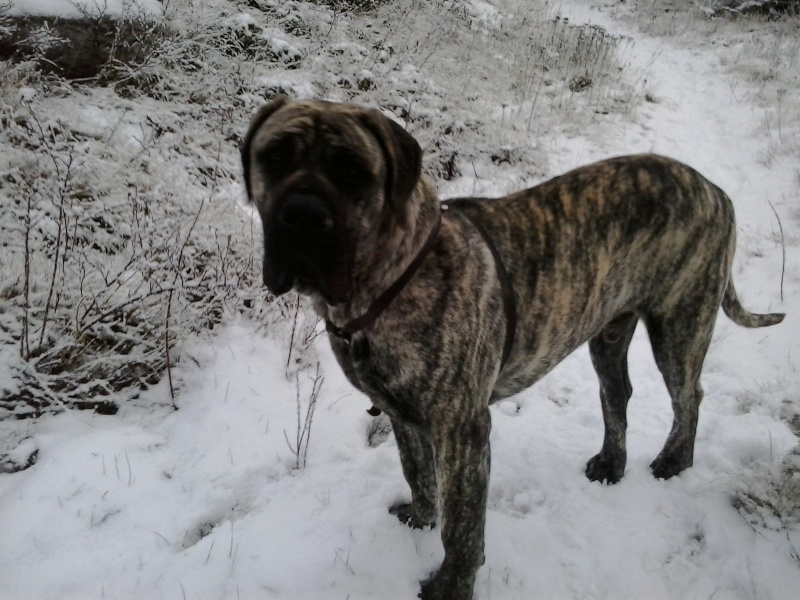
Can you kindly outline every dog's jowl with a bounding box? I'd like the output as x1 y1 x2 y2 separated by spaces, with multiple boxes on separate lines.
241 96 785 600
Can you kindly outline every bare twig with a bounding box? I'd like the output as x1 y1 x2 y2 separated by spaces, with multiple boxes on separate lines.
22 191 32 360
40 152 75 349
286 293 301 370
165 287 177 407
164 143 223 404
283 363 323 469
767 199 786 301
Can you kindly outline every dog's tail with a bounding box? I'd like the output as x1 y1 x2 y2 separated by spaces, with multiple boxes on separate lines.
722 280 785 328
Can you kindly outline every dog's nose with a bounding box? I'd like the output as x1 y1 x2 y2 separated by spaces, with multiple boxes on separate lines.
277 194 334 232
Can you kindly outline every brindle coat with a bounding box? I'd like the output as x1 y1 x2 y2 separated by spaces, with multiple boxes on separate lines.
241 96 785 600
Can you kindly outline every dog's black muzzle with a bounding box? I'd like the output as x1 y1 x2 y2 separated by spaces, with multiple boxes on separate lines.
277 193 335 232
262 193 351 304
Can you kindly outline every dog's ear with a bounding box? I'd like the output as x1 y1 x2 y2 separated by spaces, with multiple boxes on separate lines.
359 109 422 223
241 95 292 203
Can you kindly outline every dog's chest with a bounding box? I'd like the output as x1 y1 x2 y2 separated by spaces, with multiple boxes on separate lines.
329 334 428 424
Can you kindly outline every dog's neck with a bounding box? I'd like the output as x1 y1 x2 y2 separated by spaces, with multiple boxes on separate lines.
322 180 441 330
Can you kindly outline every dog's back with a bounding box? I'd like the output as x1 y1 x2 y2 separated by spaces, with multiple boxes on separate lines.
447 154 781 398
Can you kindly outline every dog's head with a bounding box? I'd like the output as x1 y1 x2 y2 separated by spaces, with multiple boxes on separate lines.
241 96 423 305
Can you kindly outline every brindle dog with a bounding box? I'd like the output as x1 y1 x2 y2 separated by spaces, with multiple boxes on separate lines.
241 96 784 600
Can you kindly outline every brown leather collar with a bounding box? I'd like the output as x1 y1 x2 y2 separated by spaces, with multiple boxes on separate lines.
326 214 442 342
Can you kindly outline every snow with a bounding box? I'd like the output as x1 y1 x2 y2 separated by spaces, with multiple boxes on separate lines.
7 0 163 18
2 0 799 599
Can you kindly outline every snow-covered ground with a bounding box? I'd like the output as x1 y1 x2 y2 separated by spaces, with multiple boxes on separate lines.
1 1 799 599
6 0 163 18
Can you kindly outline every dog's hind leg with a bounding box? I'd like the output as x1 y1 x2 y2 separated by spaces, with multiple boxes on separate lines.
645 300 718 480
586 312 639 484
389 419 438 529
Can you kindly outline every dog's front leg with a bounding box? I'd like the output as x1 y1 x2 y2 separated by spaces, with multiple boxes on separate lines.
390 418 438 529
420 406 491 600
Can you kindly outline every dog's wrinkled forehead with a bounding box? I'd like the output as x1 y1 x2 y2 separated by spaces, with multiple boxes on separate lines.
249 101 383 166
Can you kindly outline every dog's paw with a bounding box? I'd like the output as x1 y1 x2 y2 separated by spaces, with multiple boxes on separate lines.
585 453 625 484
367 412 393 447
389 502 414 524
650 453 691 480
389 502 435 529
418 567 474 600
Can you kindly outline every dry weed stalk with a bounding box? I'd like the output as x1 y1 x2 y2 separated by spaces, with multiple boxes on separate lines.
284 363 324 469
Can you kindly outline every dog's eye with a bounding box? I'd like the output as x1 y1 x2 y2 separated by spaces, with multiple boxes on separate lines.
258 139 296 179
329 151 370 186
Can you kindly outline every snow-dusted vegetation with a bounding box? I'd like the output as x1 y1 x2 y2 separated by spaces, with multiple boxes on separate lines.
0 0 644 417
1 0 799 598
